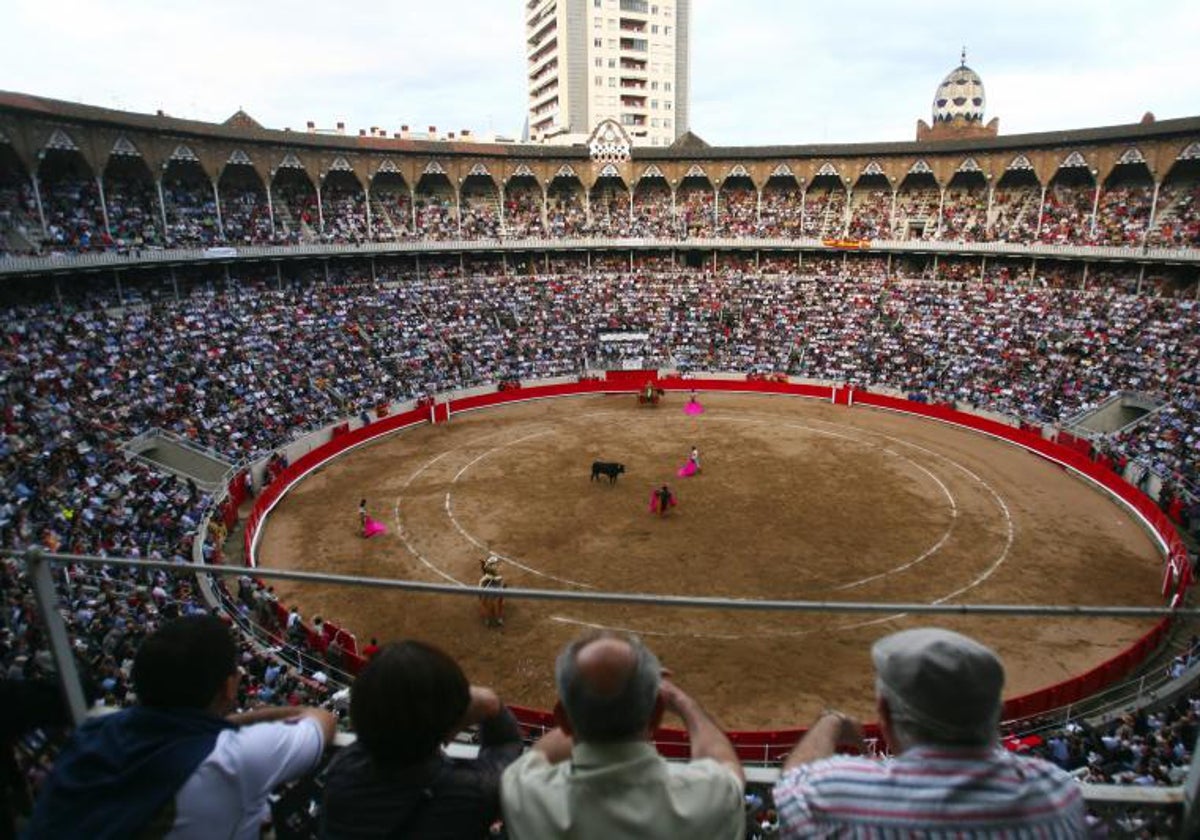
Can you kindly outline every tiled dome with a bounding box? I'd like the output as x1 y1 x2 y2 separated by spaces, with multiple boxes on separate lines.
933 54 986 125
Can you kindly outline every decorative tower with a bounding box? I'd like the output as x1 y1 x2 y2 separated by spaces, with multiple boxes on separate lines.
916 49 999 141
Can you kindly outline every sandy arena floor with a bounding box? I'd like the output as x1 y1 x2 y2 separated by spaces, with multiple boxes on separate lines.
256 393 1165 730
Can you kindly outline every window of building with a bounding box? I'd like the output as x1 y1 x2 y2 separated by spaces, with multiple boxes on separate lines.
664 101 671 110
594 57 603 67
607 38 616 48
594 0 601 6
595 75 603 85
664 118 671 128
664 26 671 35
607 58 615 67
651 4 658 13
594 37 603 47
650 81 658 90
664 82 672 91
651 99 658 109
651 24 658 33
651 118 659 127
609 77 616 86
594 16 602 28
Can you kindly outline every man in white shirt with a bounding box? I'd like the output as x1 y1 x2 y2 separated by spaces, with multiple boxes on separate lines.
27 615 336 839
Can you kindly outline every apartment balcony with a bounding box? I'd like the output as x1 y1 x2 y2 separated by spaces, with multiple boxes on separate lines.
620 58 647 72
531 115 560 134
620 0 649 12
529 59 558 84
528 38 558 66
620 78 647 90
531 98 560 119
527 17 556 48
619 18 646 33
619 37 648 52
530 86 560 111
621 96 647 109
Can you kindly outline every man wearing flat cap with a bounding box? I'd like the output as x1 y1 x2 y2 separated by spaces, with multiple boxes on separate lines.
773 627 1085 838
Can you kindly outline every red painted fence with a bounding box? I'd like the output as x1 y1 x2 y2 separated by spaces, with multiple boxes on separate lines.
231 377 1185 761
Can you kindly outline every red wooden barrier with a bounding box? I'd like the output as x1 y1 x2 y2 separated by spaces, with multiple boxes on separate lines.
235 380 1184 757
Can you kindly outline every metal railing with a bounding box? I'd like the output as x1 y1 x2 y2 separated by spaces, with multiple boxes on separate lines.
3 236 1199 275
12 547 1200 834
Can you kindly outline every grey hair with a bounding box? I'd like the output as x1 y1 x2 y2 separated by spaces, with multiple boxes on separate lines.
876 678 999 749
555 631 662 743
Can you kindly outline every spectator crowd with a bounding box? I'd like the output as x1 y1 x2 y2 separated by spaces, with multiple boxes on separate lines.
2 257 1200 836
3 164 1199 257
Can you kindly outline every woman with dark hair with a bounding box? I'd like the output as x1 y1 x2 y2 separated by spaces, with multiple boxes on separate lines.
320 641 522 838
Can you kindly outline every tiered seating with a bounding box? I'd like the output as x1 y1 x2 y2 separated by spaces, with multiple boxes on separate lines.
990 186 1041 243
1147 181 1200 247
41 178 107 251
759 187 803 237
938 186 988 242
104 179 163 247
1093 184 1154 246
894 188 939 239
717 185 757 237
545 188 586 237
220 189 273 244
369 186 413 240
320 185 369 243
799 187 848 237
275 182 318 242
590 183 632 236
503 187 545 238
460 192 501 239
676 185 714 237
631 181 674 237
161 178 221 247
1038 183 1097 245
847 190 892 239
414 195 458 240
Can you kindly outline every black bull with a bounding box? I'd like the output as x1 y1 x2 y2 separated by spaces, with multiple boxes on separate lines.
591 461 626 484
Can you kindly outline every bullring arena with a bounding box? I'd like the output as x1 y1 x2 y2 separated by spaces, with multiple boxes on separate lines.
4 51 1200 834
255 386 1165 730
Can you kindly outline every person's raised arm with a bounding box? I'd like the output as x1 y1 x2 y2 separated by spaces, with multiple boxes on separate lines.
782 711 863 772
660 678 744 784
530 727 575 763
228 704 337 745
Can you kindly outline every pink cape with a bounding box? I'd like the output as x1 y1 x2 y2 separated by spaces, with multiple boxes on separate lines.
684 400 705 416
363 516 387 538
676 460 698 478
648 489 678 513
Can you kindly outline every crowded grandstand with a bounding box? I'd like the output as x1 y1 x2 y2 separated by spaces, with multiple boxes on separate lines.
2 47 1200 836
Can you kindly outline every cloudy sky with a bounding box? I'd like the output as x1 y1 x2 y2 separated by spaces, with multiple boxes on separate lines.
3 0 1198 146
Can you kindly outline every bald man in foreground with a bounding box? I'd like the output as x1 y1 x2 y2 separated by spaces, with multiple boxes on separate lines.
500 630 745 839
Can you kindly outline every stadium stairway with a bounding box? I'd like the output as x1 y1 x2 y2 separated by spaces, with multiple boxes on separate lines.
369 196 399 239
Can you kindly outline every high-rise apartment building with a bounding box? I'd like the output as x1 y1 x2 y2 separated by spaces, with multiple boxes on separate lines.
525 0 690 147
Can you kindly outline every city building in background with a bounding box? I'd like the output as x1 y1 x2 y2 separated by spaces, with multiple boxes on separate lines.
525 0 689 146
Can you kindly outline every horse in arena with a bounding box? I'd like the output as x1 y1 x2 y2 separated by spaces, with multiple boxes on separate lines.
638 381 665 406
591 461 626 483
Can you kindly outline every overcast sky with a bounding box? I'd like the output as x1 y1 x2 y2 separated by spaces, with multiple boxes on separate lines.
3 0 1198 146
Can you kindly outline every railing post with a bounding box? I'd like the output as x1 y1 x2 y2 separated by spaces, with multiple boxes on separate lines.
27 550 88 726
